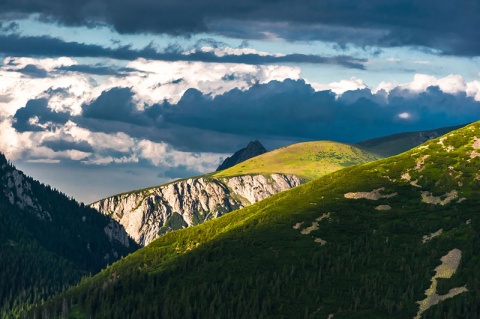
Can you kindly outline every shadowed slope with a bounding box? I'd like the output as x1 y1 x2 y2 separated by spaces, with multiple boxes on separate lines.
31 122 480 318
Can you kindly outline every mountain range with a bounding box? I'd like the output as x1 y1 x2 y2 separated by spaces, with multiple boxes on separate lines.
19 122 480 318
0 154 138 317
0 123 471 318
90 125 459 248
91 140 378 246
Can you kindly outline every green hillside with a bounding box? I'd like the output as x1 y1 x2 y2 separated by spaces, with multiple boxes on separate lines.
99 140 378 201
214 140 379 181
27 122 480 318
357 124 463 157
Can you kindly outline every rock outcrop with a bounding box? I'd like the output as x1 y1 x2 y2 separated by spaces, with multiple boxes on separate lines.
216 140 267 171
92 174 301 246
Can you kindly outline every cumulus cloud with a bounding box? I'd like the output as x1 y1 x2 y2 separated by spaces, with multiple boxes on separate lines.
0 0 478 55
374 74 478 97
2 56 480 169
12 98 70 132
82 87 150 126
310 77 367 95
155 79 480 143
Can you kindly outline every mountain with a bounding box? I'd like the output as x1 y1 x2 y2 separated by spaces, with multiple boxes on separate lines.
91 174 301 246
30 122 480 318
214 140 379 181
356 124 464 157
0 154 138 317
91 141 378 246
216 140 267 171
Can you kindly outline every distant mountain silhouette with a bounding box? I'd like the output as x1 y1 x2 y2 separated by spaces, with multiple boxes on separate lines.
216 140 267 171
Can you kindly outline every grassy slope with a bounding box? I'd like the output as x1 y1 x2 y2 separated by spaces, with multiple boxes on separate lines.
32 122 480 318
93 141 379 203
213 141 379 181
357 124 463 157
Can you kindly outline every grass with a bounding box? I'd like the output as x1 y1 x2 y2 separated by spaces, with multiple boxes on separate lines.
92 141 379 203
357 124 463 157
214 141 379 181
29 122 480 319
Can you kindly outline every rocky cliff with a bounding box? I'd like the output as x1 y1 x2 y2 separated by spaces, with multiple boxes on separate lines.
92 174 301 246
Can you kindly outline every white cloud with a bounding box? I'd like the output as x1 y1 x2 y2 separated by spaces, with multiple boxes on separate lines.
373 74 480 101
310 76 367 95
3 56 77 71
110 59 301 105
407 74 438 92
0 57 93 117
136 139 223 172
0 57 301 120
437 74 466 94
466 81 480 101
2 57 286 168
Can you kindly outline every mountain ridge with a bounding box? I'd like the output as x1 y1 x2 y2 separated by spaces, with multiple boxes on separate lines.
32 121 480 318
91 140 378 246
0 154 138 316
356 124 464 157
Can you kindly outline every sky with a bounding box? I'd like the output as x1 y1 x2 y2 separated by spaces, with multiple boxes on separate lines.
0 0 479 203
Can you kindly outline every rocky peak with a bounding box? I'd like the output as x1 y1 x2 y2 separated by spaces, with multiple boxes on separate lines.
216 140 267 171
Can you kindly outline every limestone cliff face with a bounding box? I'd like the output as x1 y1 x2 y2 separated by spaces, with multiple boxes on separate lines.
2 166 51 221
92 174 301 246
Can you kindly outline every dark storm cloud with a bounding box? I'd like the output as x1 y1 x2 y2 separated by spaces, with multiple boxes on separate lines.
41 139 94 153
15 64 48 78
82 87 151 126
73 80 480 152
13 98 70 132
160 80 480 143
0 34 366 69
18 80 479 153
1 0 479 56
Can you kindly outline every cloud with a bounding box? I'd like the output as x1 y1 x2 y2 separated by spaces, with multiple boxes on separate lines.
12 98 70 132
82 87 151 126
1 1 479 55
310 77 367 95
155 79 480 143
0 33 366 68
41 139 94 153
0 21 19 32
0 56 305 153
2 56 480 166
57 64 138 76
14 64 48 78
